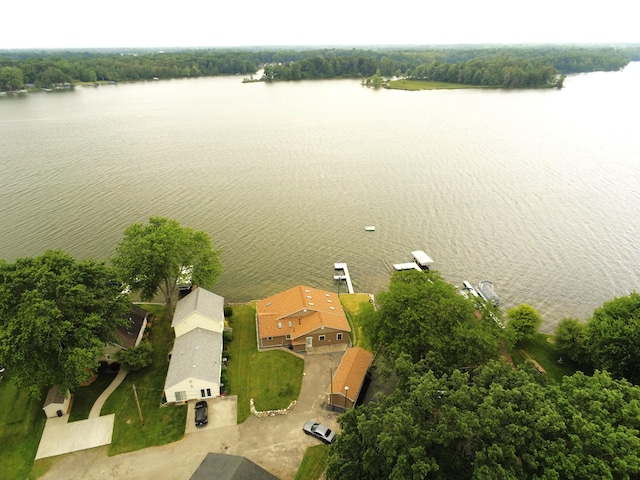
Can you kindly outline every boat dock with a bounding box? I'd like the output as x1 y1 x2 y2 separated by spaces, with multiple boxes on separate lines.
334 263 354 294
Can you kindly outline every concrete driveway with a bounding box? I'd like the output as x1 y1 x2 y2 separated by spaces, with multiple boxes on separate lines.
38 350 344 480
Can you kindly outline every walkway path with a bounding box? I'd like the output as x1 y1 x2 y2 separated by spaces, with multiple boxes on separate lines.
89 368 128 418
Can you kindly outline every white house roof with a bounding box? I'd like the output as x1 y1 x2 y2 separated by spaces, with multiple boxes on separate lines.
164 327 222 390
172 287 224 329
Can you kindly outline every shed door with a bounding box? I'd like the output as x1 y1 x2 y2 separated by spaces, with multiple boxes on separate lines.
306 336 313 348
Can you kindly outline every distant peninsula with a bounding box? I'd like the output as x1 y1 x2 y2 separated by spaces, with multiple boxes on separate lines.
1 45 639 91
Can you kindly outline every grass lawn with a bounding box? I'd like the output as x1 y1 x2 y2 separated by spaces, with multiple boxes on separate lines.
68 365 118 422
339 293 375 351
101 304 187 455
386 79 480 90
511 333 580 383
0 374 47 480
294 444 329 480
226 304 304 423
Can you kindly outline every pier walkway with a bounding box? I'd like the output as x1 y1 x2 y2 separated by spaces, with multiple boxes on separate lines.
333 263 354 294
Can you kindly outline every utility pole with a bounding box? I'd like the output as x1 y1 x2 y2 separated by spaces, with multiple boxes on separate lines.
329 366 334 411
133 384 145 426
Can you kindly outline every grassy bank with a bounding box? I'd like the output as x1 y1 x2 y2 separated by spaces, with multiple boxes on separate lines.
511 333 580 383
226 304 304 423
0 375 47 480
386 79 480 90
339 293 375 351
101 304 186 455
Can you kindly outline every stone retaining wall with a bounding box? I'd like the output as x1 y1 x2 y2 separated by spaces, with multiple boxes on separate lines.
250 398 297 417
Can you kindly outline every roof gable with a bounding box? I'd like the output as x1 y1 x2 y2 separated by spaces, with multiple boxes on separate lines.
172 287 224 329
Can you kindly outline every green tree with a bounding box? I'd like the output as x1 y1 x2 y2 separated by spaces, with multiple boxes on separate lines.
554 317 590 364
505 303 542 343
587 292 640 383
0 251 130 395
0 65 24 91
112 217 222 312
117 339 153 371
327 360 640 480
364 270 504 376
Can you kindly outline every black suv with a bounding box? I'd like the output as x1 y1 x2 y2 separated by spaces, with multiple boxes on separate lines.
195 400 208 427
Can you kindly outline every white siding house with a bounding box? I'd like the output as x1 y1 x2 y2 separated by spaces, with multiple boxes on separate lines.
164 288 225 403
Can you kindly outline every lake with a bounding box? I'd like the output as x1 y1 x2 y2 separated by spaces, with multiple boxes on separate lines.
1 63 639 332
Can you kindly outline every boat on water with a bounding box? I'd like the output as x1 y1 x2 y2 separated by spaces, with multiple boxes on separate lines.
364 226 376 231
477 280 500 307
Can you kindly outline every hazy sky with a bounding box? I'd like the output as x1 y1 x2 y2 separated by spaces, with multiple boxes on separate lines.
3 0 638 49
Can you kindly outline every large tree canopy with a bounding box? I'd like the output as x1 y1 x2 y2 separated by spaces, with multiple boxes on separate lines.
364 270 505 375
586 292 640 384
112 217 222 311
0 250 130 395
327 360 640 480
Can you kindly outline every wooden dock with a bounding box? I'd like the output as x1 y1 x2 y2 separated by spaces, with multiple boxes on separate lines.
333 263 354 294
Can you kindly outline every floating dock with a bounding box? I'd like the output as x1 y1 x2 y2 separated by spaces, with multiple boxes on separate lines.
393 262 422 272
334 263 354 294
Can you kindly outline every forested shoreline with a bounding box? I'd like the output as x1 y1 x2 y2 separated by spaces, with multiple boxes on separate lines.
1 44 639 90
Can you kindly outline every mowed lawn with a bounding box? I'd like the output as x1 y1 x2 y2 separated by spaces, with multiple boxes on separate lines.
0 373 47 480
339 293 375 351
226 304 304 423
101 304 187 455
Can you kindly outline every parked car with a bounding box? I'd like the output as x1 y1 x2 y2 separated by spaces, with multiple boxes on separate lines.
195 400 208 427
303 420 336 444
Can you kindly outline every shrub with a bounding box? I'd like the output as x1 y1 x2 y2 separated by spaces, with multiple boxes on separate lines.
118 340 154 371
224 306 233 318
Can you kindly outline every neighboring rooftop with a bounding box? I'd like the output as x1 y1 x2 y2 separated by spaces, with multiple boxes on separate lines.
190 453 280 480
327 346 373 402
114 305 148 348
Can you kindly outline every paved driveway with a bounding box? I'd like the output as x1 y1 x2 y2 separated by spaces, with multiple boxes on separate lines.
39 351 344 480
35 414 115 460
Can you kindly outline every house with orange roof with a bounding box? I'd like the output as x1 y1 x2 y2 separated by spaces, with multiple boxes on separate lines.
327 346 373 411
255 285 351 353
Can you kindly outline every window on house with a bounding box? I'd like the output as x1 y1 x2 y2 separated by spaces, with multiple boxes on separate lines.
337 333 343 340
175 391 187 402
200 389 206 397
206 388 211 397
319 335 326 341
267 336 273 340
286 334 291 340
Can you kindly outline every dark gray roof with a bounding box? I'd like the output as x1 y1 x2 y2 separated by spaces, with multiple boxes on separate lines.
115 305 148 348
172 288 225 329
164 328 222 389
190 453 280 480
43 385 67 407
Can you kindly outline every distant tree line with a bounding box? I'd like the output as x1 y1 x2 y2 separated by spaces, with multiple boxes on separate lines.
1 45 638 91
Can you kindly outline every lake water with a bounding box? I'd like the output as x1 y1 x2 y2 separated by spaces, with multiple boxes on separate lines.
1 64 640 332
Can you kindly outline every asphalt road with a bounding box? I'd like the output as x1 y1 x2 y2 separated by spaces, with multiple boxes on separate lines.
38 351 344 480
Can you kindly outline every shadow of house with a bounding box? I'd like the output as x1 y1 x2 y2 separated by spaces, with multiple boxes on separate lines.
190 453 280 480
100 305 148 364
256 285 351 353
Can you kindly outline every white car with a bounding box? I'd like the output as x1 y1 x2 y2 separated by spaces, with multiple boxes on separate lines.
303 420 336 444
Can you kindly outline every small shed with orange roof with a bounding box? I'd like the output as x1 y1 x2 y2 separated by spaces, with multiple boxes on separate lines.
327 346 373 411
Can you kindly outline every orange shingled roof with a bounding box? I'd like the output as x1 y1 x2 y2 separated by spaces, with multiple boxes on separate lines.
256 285 350 339
328 347 373 401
